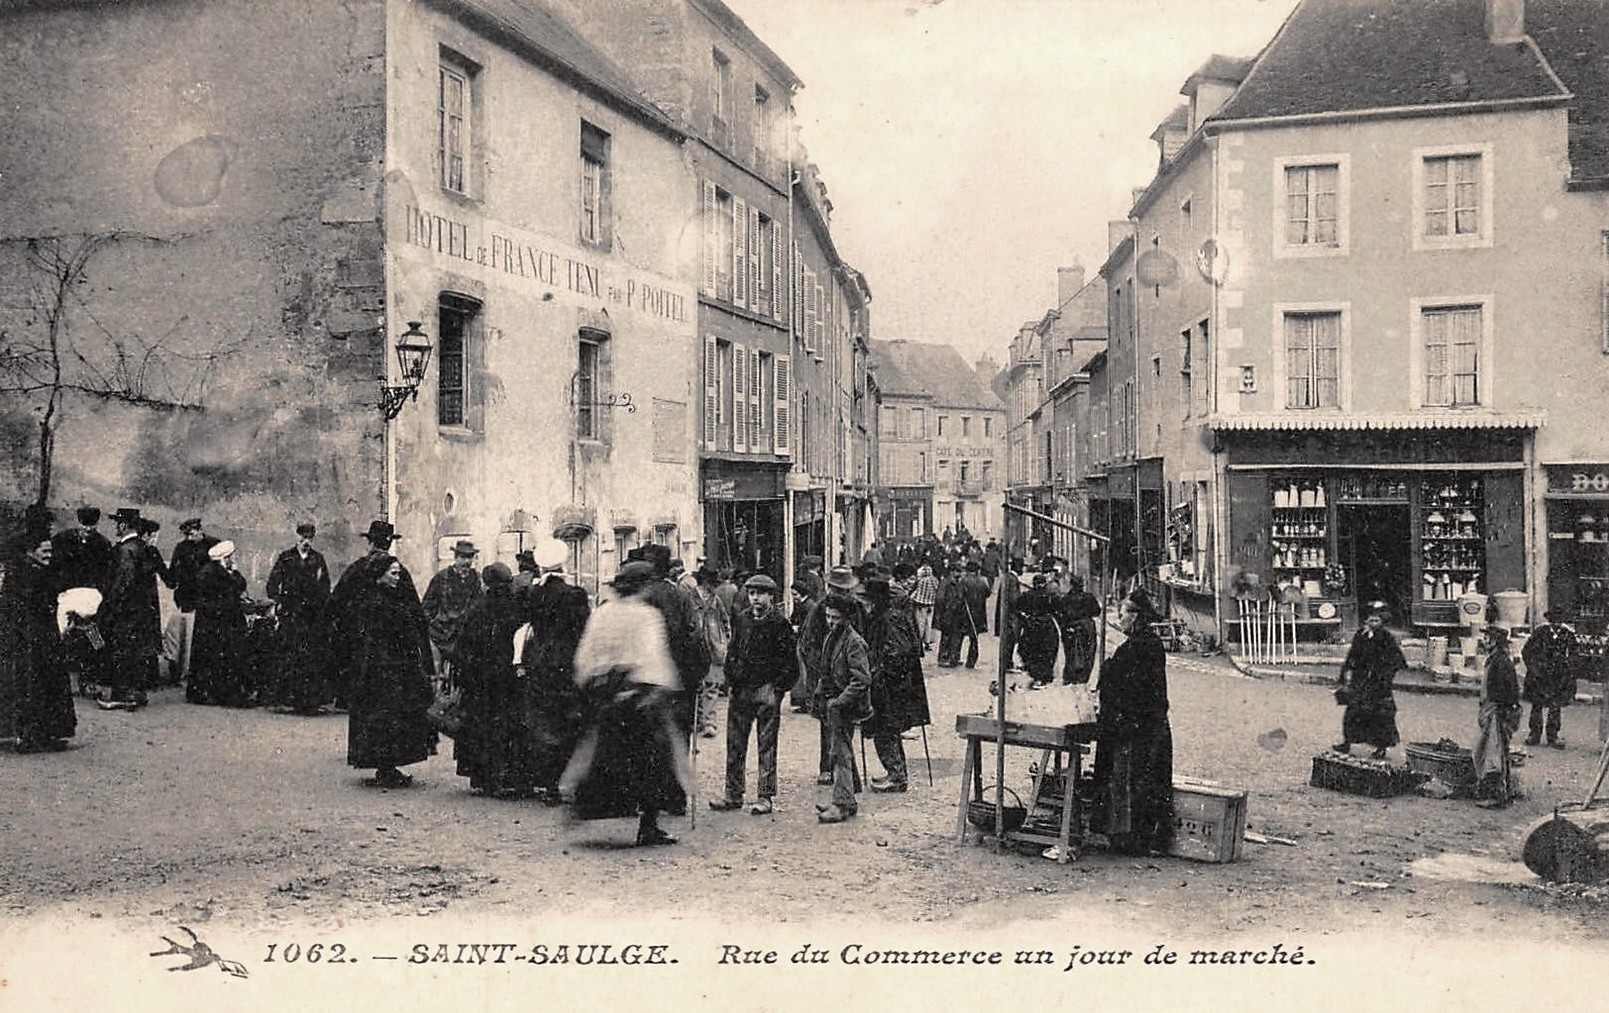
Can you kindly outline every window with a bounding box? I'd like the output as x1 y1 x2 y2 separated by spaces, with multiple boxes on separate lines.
981 460 993 490
436 294 480 428
580 121 611 248
961 416 972 438
1180 328 1193 419
937 415 947 438
983 417 992 438
1414 145 1492 249
912 407 926 440
1424 155 1480 238
1421 305 1483 407
434 51 476 196
959 460 971 484
1283 311 1340 409
753 84 773 174
879 405 897 439
1285 164 1338 246
918 452 928 482
576 329 607 440
711 48 732 148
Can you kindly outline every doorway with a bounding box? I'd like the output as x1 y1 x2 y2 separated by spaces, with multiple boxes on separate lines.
1338 504 1412 624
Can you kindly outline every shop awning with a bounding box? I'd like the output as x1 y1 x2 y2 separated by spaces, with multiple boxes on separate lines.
1208 410 1545 432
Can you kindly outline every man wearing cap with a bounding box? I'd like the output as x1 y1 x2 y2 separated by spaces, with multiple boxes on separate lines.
266 523 332 714
189 539 249 706
422 539 485 686
796 565 863 783
51 506 113 594
1521 609 1578 748
636 544 710 752
330 520 425 709
814 592 874 823
100 508 161 708
708 574 797 816
166 518 218 685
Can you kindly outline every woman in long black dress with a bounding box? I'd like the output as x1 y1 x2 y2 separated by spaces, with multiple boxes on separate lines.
1333 602 1405 759
522 540 591 804
1092 589 1173 856
189 540 249 706
0 528 76 752
346 555 436 788
453 563 536 797
1014 573 1061 687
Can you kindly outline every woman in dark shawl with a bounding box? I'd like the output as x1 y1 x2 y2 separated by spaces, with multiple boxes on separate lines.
1014 573 1061 687
0 529 76 752
453 563 535 796
188 540 249 707
1092 589 1173 856
346 554 436 788
1057 573 1101 684
1333 602 1405 759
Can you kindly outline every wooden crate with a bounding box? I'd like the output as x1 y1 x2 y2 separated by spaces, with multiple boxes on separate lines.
1169 778 1248 863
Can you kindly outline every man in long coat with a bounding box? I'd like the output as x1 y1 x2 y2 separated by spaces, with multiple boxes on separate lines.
1 518 76 751
814 592 875 824
51 506 113 593
1521 609 1578 748
265 522 332 713
345 553 436 788
166 517 218 685
521 540 591 803
421 539 484 684
861 571 929 794
635 544 709 751
101 508 162 708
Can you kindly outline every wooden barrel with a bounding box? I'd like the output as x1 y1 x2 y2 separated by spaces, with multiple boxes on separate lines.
1522 809 1609 883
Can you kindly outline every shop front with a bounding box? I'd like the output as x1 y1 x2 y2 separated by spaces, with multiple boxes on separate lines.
793 488 826 569
1216 421 1537 640
879 487 931 546
1543 464 1609 672
701 460 787 582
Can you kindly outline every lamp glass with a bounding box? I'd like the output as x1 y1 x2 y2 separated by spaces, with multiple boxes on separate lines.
394 321 433 385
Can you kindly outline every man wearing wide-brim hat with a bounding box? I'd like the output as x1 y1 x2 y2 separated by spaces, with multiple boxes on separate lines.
266 521 333 713
421 538 485 686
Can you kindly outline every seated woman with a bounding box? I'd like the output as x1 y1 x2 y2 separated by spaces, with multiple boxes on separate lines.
1091 589 1173 856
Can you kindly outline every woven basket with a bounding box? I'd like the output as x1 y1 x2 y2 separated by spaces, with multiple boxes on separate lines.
966 786 1027 833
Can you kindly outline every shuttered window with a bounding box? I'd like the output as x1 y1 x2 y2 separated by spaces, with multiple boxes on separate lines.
701 180 718 296
773 354 791 455
703 336 720 446
732 196 748 309
732 343 748 453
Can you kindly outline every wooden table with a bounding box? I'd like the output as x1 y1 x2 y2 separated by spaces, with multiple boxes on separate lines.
954 714 1099 864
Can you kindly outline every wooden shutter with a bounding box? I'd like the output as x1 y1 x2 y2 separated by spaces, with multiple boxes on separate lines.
772 221 785 323
701 180 718 296
748 207 763 314
773 353 791 455
803 269 816 351
815 282 826 351
703 336 719 447
732 196 748 309
749 349 763 450
1483 470 1525 595
732 343 748 453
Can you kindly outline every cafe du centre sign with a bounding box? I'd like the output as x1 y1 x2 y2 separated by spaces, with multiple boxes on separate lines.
400 199 692 326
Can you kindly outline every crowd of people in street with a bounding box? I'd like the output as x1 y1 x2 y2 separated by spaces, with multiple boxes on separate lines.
5 503 1587 852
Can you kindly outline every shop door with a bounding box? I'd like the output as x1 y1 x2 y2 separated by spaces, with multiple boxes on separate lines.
1339 505 1412 624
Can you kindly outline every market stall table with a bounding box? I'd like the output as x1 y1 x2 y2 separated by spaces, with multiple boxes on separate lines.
955 712 1099 864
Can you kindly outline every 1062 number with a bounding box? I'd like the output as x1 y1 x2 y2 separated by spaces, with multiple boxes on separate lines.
264 942 349 963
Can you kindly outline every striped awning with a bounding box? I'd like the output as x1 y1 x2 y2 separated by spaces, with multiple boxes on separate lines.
1208 410 1545 432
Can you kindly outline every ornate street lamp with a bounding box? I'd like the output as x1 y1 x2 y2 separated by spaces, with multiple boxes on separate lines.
379 320 433 421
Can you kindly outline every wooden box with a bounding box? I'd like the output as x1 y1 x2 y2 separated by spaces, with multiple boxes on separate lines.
1169 778 1248 863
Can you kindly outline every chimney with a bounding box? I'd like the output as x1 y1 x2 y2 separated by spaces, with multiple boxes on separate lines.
1057 264 1086 307
1108 220 1133 255
1486 0 1525 43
